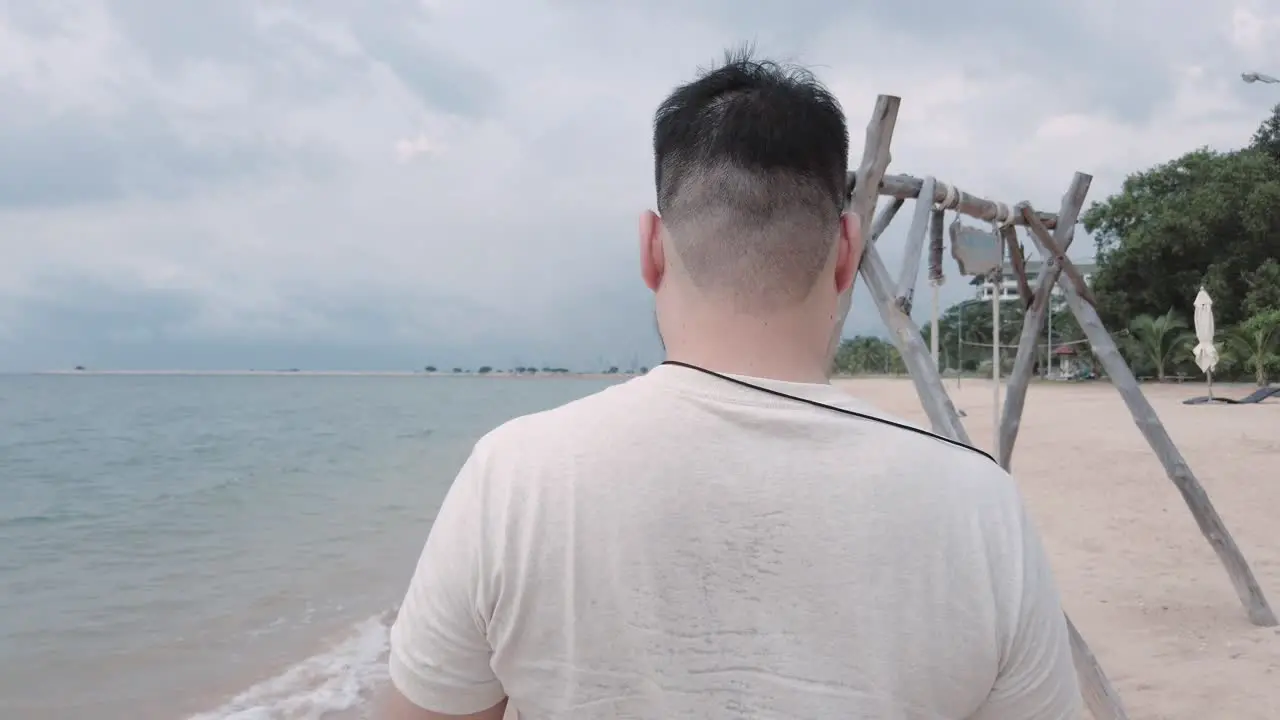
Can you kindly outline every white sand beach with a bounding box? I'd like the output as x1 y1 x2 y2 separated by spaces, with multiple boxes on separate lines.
832 377 1280 719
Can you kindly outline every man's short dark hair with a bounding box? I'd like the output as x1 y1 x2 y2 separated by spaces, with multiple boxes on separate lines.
653 49 849 309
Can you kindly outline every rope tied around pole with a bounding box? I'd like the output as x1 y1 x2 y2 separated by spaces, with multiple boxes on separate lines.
994 201 1017 227
937 182 960 210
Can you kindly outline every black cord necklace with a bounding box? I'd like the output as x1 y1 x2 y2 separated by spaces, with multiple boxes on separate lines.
659 360 997 465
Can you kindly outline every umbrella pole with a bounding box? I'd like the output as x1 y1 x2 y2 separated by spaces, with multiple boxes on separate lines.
1208 370 1214 400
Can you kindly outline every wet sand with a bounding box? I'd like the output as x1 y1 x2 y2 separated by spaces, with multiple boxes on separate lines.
833 377 1280 719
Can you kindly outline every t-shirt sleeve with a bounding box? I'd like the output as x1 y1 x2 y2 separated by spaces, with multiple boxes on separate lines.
388 450 506 715
971 500 1083 720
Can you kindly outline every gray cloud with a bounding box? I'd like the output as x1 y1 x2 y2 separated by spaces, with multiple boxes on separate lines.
339 6 499 117
103 0 266 66
0 91 330 208
0 0 1277 371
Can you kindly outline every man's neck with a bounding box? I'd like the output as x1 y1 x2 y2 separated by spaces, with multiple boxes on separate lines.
655 293 835 383
663 349 831 384
662 321 831 383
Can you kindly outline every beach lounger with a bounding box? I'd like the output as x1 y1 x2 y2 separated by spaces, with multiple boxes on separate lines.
1182 386 1280 405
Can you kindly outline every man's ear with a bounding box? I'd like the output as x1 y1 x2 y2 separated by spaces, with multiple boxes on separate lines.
834 212 862 295
639 210 665 292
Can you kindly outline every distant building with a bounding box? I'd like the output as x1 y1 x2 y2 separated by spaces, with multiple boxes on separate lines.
969 260 1097 304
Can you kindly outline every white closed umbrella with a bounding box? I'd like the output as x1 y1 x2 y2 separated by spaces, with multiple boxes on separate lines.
1193 287 1219 399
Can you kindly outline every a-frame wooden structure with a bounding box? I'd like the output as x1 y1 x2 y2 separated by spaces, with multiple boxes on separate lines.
842 95 1278 720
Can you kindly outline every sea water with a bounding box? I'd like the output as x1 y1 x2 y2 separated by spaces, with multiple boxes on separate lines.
0 373 619 719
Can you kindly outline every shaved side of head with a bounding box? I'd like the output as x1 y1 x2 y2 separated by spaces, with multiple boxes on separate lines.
653 50 849 311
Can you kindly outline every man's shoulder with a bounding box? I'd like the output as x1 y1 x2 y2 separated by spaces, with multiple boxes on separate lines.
474 374 655 455
832 401 1019 501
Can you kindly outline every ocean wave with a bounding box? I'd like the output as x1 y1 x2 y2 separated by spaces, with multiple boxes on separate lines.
0 512 58 527
187 607 398 720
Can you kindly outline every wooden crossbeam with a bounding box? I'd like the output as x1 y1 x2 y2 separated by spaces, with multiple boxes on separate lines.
846 172 1060 229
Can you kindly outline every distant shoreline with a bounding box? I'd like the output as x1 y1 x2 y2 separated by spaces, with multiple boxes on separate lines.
26 369 632 380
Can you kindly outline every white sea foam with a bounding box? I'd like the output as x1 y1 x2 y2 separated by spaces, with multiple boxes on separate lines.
187 608 397 720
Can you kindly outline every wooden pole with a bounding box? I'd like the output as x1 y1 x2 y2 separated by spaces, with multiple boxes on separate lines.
851 99 1127 718
998 173 1092 470
1020 211 1097 306
851 96 899 237
1021 204 1279 628
828 196 903 364
871 198 905 244
1067 616 1130 720
1000 225 1034 307
990 176 1131 719
863 240 969 440
929 208 944 369
894 176 936 313
991 262 1002 457
850 96 967 440
867 229 1126 720
829 96 900 362
848 172 1061 229
931 283 940 368
1047 300 1054 378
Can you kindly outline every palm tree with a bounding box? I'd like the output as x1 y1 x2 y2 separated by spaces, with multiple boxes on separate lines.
1126 309 1194 382
1223 310 1280 386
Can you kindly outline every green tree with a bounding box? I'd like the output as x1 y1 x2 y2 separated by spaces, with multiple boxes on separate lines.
1082 105 1280 332
424 365 437 372
1242 258 1280 317
1047 302 1084 345
477 366 493 374
1252 102 1280 163
1223 309 1280 386
923 298 1056 374
833 335 905 375
924 300 992 373
1125 310 1193 381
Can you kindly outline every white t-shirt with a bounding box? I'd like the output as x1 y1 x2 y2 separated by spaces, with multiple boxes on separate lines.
389 364 1081 719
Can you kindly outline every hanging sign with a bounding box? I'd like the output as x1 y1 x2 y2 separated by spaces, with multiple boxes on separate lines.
949 219 1003 277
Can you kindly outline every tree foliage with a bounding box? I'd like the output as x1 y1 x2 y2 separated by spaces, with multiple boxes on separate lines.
1222 308 1280 386
1082 105 1280 332
833 335 905 375
833 295 1086 377
1124 310 1193 381
920 297 1082 374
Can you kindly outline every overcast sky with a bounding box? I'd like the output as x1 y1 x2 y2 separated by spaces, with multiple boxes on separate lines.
1 1 1278 371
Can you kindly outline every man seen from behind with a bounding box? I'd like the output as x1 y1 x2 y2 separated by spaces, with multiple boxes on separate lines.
381 50 1082 719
